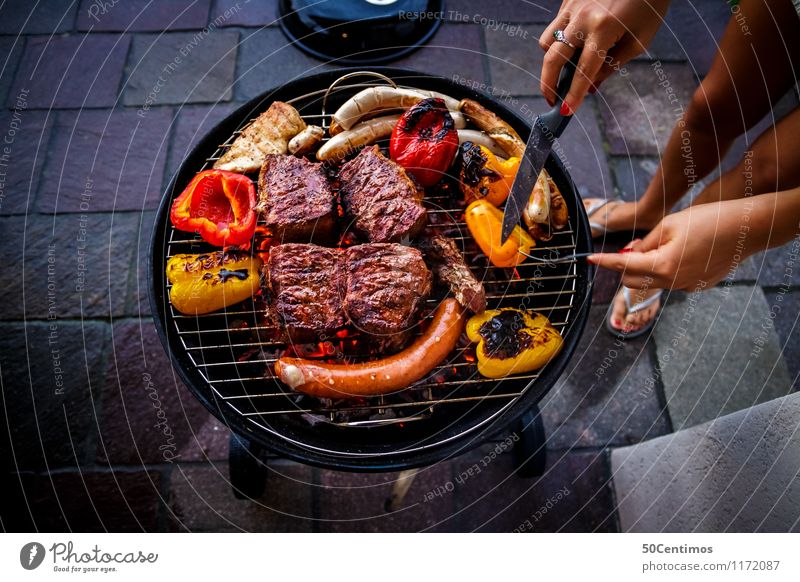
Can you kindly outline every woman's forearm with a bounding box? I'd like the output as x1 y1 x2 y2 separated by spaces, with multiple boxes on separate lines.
744 188 800 253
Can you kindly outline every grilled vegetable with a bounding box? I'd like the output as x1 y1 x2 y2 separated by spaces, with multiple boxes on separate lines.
466 308 563 378
389 98 459 187
274 299 465 399
464 199 535 268
166 251 262 315
316 114 400 162
330 86 460 135
458 98 525 158
459 142 520 206
170 169 257 247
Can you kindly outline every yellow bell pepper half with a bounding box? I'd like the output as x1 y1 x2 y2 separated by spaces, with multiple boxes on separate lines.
464 199 535 268
166 251 262 315
460 143 521 206
466 308 563 378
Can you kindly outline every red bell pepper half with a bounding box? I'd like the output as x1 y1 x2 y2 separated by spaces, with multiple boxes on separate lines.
170 169 256 247
389 97 459 187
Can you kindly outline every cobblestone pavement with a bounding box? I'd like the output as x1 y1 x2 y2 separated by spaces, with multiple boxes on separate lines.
1 0 797 532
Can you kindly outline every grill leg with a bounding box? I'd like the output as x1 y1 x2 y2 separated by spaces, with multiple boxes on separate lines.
229 434 267 500
385 469 419 512
513 405 547 478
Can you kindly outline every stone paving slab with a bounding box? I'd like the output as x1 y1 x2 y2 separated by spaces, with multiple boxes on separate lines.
9 34 130 109
0 37 24 107
445 0 560 23
168 461 313 532
0 110 52 215
540 306 671 449
663 0 731 77
598 62 696 156
0 0 77 34
27 470 162 531
450 447 616 532
516 96 613 201
394 23 488 85
0 321 108 471
484 23 545 96
0 213 139 319
124 31 238 106
77 0 211 31
610 156 660 203
234 28 333 102
653 285 793 430
127 211 158 317
316 461 456 532
212 0 278 27
37 109 172 213
766 290 800 385
612 391 800 532
97 319 229 466
167 103 237 178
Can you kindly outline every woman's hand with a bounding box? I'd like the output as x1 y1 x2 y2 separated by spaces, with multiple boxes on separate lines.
587 192 800 291
540 0 671 112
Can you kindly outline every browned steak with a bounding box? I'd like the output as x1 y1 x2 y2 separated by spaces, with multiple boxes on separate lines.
267 244 344 340
257 154 335 242
338 146 427 243
417 235 486 314
343 243 432 352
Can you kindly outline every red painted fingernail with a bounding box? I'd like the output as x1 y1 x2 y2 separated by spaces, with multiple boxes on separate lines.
559 101 573 116
613 319 621 326
618 248 633 254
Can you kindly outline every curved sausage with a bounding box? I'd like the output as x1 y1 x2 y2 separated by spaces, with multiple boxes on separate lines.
274 299 465 399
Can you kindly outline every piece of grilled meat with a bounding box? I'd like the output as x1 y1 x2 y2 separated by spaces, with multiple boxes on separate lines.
417 235 486 314
338 145 427 243
213 101 306 174
256 154 335 243
266 244 345 342
343 243 432 353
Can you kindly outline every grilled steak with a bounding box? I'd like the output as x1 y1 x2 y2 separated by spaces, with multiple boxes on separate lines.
417 235 486 314
338 146 427 243
213 101 306 174
267 244 344 341
343 243 432 352
256 154 335 242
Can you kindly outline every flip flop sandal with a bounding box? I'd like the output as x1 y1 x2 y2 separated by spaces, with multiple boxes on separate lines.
605 287 664 340
585 197 626 238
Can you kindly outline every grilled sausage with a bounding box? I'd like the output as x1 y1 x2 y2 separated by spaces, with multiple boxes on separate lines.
274 299 465 399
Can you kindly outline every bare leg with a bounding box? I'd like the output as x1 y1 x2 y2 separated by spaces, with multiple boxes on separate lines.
691 107 800 206
588 0 800 236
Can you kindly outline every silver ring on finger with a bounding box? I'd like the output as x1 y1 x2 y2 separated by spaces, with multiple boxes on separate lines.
553 29 576 49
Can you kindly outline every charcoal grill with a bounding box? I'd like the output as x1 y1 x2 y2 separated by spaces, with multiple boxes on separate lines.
150 68 593 496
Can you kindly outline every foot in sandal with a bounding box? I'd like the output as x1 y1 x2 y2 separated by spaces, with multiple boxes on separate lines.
605 286 663 339
583 198 658 238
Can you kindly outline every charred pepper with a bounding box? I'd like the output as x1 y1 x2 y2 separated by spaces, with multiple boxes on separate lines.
459 142 520 206
166 251 262 315
464 198 535 268
466 308 563 378
170 169 256 247
389 97 459 187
